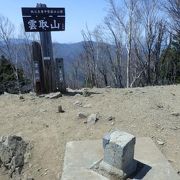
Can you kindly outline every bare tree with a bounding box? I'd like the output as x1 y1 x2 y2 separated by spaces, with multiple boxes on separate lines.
18 24 39 90
71 0 170 89
138 0 167 85
153 20 167 84
67 56 84 89
107 0 139 87
164 0 180 34
93 26 113 87
104 17 124 87
0 15 22 93
81 26 98 87
0 15 15 60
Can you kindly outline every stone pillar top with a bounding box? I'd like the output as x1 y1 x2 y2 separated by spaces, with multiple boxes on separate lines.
109 131 135 147
101 130 137 178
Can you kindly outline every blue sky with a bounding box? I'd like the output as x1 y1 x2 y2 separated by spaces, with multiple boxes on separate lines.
0 0 107 43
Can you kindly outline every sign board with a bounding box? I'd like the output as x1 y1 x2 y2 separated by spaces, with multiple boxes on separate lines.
23 17 65 32
22 8 65 17
22 7 65 32
34 61 40 81
43 57 51 61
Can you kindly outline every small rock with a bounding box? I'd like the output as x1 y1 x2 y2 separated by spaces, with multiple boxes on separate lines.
111 122 115 125
157 104 163 109
106 116 115 121
168 159 174 163
83 104 92 108
37 167 42 172
0 135 28 177
57 105 65 113
73 101 82 106
77 112 87 119
45 92 62 99
170 126 180 130
155 123 161 128
177 171 180 175
157 139 165 145
125 91 133 95
74 94 81 97
43 124 49 128
40 109 47 113
82 89 90 97
38 94 45 98
171 112 180 117
87 114 98 124
26 177 34 180
19 95 24 100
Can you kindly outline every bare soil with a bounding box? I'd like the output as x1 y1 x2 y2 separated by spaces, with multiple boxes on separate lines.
0 85 180 180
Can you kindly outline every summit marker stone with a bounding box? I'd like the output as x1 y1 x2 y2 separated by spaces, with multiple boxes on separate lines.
100 131 137 178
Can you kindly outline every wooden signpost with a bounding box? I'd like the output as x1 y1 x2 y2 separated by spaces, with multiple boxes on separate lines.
22 6 65 32
22 4 66 94
55 58 66 92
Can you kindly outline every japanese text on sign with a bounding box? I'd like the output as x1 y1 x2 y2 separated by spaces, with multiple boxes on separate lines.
22 8 65 16
23 17 65 32
22 7 65 32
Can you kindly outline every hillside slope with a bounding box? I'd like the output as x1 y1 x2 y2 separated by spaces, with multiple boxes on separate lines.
0 85 180 179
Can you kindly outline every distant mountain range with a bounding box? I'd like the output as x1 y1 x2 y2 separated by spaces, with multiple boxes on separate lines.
53 42 84 71
0 39 129 87
0 39 124 78
0 39 85 72
0 39 84 60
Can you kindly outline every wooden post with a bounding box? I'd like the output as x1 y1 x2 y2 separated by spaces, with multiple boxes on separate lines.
55 58 66 92
22 4 66 94
32 41 44 94
37 3 56 93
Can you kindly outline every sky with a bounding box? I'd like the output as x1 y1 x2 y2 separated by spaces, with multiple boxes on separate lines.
0 0 108 43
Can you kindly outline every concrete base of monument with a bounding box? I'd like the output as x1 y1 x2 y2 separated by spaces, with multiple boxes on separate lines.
61 137 180 180
96 159 137 179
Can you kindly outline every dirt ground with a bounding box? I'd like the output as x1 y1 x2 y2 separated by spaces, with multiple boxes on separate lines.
0 85 180 180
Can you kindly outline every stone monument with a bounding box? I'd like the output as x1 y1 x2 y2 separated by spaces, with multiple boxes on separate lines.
98 131 137 178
